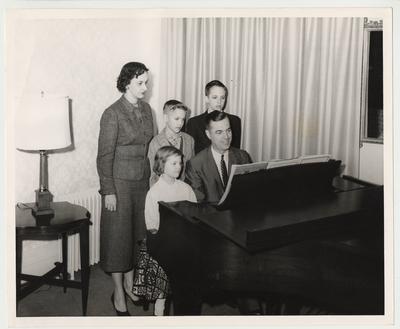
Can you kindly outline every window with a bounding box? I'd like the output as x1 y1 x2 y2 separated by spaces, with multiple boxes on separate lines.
360 18 383 143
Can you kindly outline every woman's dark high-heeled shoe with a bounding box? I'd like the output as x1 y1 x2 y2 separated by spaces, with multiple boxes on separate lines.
124 287 149 311
111 293 130 316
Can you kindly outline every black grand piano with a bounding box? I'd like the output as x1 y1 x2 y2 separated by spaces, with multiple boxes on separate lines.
147 160 384 315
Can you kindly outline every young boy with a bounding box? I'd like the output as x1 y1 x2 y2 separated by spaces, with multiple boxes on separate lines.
147 100 195 186
185 80 242 154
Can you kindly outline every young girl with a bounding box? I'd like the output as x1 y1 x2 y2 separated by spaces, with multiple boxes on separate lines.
147 100 195 187
133 146 197 316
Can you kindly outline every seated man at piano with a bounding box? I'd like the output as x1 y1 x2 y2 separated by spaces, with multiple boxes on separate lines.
185 110 251 203
185 110 264 314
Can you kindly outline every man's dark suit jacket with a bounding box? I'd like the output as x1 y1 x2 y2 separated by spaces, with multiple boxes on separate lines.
185 111 242 154
185 146 252 203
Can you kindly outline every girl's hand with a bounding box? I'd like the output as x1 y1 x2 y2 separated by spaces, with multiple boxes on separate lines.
149 229 158 234
105 194 117 211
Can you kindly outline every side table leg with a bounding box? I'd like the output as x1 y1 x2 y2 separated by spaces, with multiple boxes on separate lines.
62 233 68 293
79 223 90 316
16 235 23 305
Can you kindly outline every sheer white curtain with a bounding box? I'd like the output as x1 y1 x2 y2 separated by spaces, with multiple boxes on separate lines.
159 17 363 176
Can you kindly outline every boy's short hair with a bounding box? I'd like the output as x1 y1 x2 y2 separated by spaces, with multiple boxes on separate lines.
163 99 188 114
205 110 229 130
153 146 183 176
204 80 228 98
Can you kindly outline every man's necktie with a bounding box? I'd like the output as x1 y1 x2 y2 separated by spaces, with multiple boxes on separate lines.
221 154 228 187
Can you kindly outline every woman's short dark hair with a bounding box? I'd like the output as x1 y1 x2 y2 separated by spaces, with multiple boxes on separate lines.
163 99 188 114
204 80 228 99
117 62 149 93
153 146 183 176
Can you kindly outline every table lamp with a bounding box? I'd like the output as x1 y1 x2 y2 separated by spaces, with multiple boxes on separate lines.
16 92 71 217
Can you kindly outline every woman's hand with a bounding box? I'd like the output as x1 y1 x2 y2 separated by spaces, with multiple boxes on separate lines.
105 194 117 211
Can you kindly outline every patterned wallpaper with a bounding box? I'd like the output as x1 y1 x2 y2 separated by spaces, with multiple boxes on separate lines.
11 17 162 202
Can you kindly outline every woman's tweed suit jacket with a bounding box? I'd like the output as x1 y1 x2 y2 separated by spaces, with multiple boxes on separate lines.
97 96 154 195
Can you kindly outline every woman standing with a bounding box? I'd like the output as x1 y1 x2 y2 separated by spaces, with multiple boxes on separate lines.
97 62 154 316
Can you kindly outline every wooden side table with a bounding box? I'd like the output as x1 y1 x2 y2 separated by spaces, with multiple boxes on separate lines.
16 201 92 316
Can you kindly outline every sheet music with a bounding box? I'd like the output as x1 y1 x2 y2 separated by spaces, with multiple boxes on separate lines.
218 161 268 205
268 154 331 168
299 154 331 163
218 154 332 206
267 158 299 169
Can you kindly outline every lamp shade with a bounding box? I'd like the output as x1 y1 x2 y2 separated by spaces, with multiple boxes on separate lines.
16 92 71 151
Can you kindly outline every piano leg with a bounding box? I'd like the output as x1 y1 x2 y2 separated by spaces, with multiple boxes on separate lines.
236 297 262 315
170 280 202 315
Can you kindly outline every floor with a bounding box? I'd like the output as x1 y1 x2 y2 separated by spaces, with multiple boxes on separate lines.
16 264 241 317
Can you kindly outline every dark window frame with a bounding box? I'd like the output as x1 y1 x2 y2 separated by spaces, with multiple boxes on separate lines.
360 18 383 144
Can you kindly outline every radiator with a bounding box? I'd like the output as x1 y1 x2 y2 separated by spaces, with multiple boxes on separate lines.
58 189 101 279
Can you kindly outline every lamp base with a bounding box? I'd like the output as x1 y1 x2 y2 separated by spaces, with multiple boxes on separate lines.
32 207 55 217
34 189 54 217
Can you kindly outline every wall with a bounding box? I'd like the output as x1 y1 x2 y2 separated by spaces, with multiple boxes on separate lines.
11 17 163 202
8 15 163 274
359 142 384 185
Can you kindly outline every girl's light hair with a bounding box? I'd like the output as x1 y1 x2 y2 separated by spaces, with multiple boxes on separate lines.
153 146 183 176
